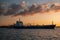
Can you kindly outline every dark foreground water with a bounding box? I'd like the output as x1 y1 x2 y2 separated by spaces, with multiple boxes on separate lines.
0 28 60 40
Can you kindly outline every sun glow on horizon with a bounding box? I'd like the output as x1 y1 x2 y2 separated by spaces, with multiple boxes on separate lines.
0 10 60 26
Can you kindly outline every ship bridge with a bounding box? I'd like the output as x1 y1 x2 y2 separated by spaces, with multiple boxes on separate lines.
15 19 23 27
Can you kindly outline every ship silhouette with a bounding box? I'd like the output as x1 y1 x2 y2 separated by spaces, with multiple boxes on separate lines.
10 18 56 29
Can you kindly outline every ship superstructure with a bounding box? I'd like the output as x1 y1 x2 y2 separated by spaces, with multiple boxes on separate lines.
14 19 23 27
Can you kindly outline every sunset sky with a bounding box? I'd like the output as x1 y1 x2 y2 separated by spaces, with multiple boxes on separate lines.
0 0 60 26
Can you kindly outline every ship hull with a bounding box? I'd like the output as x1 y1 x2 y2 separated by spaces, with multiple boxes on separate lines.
12 25 55 29
0 25 55 29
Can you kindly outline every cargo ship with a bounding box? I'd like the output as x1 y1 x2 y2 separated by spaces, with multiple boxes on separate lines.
10 19 56 29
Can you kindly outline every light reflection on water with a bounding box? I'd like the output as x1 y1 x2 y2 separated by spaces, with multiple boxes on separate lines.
0 28 60 40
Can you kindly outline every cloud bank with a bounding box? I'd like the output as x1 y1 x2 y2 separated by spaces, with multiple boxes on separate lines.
0 1 60 17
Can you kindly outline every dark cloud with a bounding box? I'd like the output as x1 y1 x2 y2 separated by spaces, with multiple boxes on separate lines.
50 3 60 10
0 2 7 15
13 4 42 16
4 3 21 16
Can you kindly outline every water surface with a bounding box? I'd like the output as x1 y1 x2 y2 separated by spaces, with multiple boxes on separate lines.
0 28 60 40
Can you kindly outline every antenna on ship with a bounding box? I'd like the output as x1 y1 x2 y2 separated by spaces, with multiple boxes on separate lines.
19 18 20 21
52 21 54 25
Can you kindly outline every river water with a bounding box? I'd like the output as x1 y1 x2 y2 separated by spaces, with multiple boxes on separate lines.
0 28 60 40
